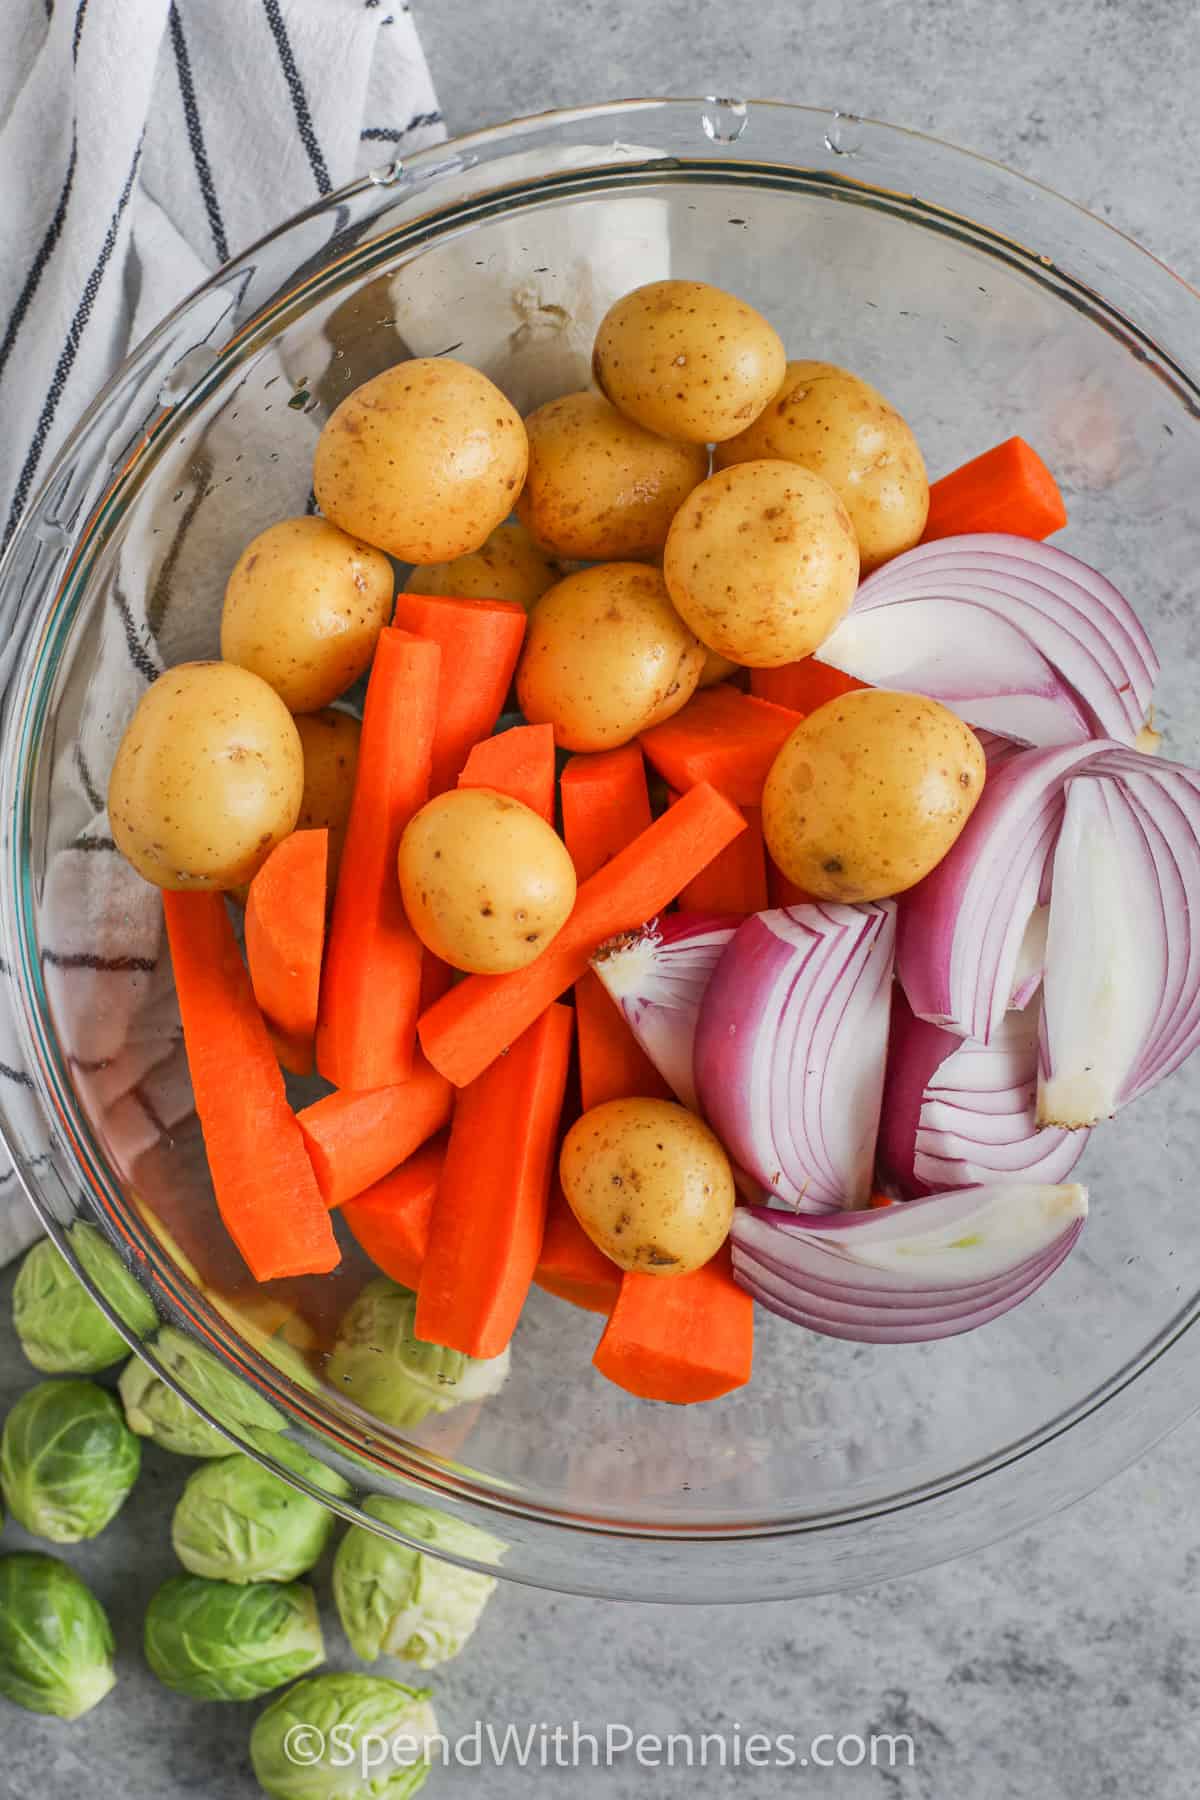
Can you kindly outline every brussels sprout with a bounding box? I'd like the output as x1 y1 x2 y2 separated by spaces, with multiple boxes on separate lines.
144 1574 325 1701
251 1673 437 1800
13 1225 156 1374
173 1442 350 1584
1 1380 140 1543
333 1498 500 1669
329 1281 510 1428
118 1325 286 1457
0 1553 116 1719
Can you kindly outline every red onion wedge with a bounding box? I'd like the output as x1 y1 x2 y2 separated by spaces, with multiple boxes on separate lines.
731 1181 1088 1343
816 533 1158 748
694 903 895 1212
590 914 735 1114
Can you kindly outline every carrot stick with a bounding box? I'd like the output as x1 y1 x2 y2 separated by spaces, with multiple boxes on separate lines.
559 746 653 881
750 661 866 713
457 722 557 823
922 435 1067 543
245 830 328 1074
678 803 768 914
640 685 801 805
534 1178 622 1314
417 1003 573 1357
340 1133 446 1290
297 1055 453 1207
593 1245 753 1403
390 591 527 793
573 972 673 1111
316 629 439 1090
163 892 339 1282
419 782 746 1087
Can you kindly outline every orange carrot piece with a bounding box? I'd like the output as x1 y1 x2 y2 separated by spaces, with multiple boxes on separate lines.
340 1134 446 1290
419 782 746 1087
534 1178 622 1315
767 862 816 909
573 972 673 1112
417 1003 573 1357
457 723 556 823
869 1191 896 1209
390 592 527 793
297 1055 453 1208
316 629 440 1090
245 829 328 1067
559 746 653 881
268 1025 315 1079
163 892 339 1282
593 1245 753 1403
922 435 1067 543
679 803 768 914
750 660 867 713
640 685 801 806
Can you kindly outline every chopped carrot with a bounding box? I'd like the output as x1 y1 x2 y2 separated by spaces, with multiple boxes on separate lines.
573 972 673 1111
534 1178 622 1314
767 861 815 909
593 1245 753 1404
678 803 768 914
340 1134 446 1290
316 629 439 1090
163 892 339 1282
457 722 557 823
869 1191 896 1209
297 1055 453 1208
559 746 653 881
245 829 328 1073
922 435 1067 542
419 950 454 1013
640 685 801 806
390 591 527 793
419 782 746 1087
750 661 867 713
417 1003 573 1357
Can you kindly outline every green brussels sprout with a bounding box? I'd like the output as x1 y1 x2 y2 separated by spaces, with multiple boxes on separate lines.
333 1498 500 1669
119 1325 285 1457
1 1380 140 1543
172 1441 350 1585
13 1225 156 1374
251 1673 437 1800
144 1574 325 1701
329 1281 510 1428
0 1553 116 1719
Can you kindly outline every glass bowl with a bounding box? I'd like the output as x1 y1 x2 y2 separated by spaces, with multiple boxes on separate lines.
1 98 1198 1604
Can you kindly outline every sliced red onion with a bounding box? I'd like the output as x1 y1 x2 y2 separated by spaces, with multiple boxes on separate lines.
731 1181 1088 1343
1009 905 1048 1010
590 914 735 1114
816 533 1157 748
694 903 895 1212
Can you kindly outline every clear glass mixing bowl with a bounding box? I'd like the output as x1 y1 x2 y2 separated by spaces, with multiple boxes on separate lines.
1 99 1198 1602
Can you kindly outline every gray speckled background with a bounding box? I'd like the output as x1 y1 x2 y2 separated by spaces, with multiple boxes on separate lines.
5 2 1200 1794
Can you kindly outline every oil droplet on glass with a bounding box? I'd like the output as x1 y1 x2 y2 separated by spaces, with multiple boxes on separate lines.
824 110 864 156
701 98 749 144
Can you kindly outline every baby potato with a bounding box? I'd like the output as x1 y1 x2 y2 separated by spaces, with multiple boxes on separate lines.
517 389 709 560
560 1098 735 1276
593 280 786 444
698 647 740 688
403 520 558 611
294 708 360 886
516 563 705 751
714 361 929 573
221 516 392 713
663 460 859 667
313 358 528 563
108 662 303 890
398 787 576 974
761 688 987 902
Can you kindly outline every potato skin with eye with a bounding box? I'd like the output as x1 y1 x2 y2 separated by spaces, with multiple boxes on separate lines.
560 1098 736 1276
663 460 860 667
398 788 577 975
516 389 709 560
221 517 393 714
403 520 558 611
714 360 929 573
293 709 360 887
313 358 528 563
108 662 303 891
761 688 987 901
592 280 786 444
517 563 705 751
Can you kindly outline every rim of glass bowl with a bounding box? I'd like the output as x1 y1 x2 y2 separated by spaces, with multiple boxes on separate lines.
1 97 1199 1602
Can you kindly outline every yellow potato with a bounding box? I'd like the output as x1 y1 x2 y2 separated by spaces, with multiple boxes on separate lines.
762 688 987 901
313 358 528 563
221 516 392 714
398 787 577 974
294 709 361 886
108 662 303 890
593 280 786 444
516 563 705 751
714 361 929 573
403 520 558 611
663 460 859 667
560 1098 735 1276
516 389 708 560
698 647 740 688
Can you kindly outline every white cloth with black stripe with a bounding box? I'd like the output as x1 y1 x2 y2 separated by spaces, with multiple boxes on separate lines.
0 0 443 1262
